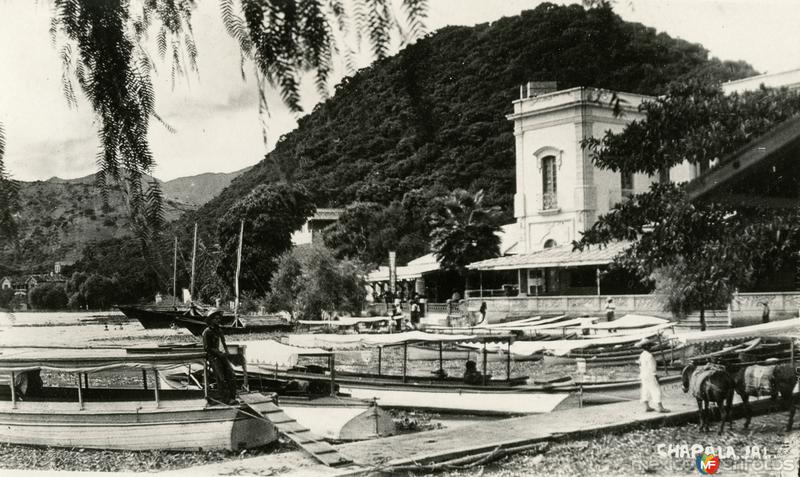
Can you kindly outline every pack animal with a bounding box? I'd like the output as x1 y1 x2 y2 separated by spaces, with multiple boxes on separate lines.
681 363 734 434
729 362 797 431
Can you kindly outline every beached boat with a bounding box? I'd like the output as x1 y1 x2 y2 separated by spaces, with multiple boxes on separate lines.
406 342 541 362
117 305 187 329
0 346 277 451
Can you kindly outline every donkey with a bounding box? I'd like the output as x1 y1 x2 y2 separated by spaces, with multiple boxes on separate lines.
681 363 735 434
729 362 798 432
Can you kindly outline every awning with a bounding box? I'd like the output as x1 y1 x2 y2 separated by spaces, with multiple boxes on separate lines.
366 254 441 283
467 241 631 271
285 331 513 349
674 319 800 345
586 314 669 330
0 346 205 373
236 340 332 368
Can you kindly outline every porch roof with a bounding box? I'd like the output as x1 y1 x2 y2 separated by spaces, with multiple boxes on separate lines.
467 241 631 271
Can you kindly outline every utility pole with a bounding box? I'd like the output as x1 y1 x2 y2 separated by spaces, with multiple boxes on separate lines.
189 223 198 301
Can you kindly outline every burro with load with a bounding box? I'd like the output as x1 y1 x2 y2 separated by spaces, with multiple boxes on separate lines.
0 346 277 451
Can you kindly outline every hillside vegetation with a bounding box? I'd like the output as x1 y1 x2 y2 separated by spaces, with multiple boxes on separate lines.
183 3 755 254
2 168 245 273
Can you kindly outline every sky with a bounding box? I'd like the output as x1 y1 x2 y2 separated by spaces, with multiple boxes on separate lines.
1 0 799 182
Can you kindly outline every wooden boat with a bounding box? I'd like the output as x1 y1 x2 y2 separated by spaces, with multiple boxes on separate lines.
117 305 186 329
0 346 277 451
161 345 397 442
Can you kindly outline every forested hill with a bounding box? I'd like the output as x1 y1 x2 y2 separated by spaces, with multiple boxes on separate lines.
184 3 755 238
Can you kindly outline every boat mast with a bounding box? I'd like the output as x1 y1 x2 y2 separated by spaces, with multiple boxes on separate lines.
190 223 198 301
234 219 244 316
172 236 178 307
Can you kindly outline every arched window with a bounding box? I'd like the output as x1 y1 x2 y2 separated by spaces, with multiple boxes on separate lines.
544 239 557 249
541 156 557 209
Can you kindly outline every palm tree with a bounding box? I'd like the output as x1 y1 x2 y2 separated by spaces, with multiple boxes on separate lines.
428 189 503 274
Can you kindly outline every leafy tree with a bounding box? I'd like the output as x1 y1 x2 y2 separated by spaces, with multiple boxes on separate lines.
428 189 502 274
266 244 366 319
0 123 19 242
28 283 69 310
79 274 120 310
0 288 14 309
217 183 316 294
582 81 800 174
579 182 800 330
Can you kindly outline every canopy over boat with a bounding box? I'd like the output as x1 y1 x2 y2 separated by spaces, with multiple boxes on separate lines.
674 319 800 345
297 316 389 327
237 340 333 368
488 323 675 357
0 346 205 373
285 331 514 349
586 314 669 330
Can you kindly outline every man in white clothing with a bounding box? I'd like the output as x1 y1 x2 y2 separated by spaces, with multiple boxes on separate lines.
637 338 669 413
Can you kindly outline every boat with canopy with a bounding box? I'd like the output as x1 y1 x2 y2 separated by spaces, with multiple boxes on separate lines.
0 346 277 451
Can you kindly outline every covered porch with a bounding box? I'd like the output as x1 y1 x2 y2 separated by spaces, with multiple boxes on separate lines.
465 241 647 298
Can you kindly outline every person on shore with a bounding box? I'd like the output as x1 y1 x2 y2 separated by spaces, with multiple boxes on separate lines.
409 298 420 329
605 298 616 322
636 338 669 413
760 301 770 324
478 302 487 324
202 315 237 404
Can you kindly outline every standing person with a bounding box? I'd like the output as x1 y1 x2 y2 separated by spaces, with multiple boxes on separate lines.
409 297 420 329
760 301 770 324
202 314 237 404
605 298 616 322
478 302 488 324
636 338 669 413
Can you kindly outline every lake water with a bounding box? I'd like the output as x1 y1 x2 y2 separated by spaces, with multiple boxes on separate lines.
0 311 195 347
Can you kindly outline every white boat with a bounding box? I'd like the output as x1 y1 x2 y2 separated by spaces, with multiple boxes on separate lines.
0 346 277 451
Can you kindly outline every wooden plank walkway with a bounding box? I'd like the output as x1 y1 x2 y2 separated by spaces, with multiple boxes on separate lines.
239 393 353 468
176 388 787 476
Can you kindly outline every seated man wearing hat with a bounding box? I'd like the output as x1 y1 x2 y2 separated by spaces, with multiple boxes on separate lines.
637 338 669 413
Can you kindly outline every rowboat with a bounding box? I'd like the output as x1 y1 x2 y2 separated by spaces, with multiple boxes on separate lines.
0 346 277 451
117 305 186 329
118 305 293 336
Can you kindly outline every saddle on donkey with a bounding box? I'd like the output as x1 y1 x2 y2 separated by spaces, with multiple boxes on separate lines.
743 364 777 397
689 363 727 400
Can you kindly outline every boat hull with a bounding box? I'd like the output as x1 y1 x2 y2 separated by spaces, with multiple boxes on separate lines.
0 398 276 451
338 383 569 415
279 397 396 441
117 306 183 329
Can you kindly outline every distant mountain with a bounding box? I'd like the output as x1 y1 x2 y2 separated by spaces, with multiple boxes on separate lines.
183 3 756 244
2 168 248 272
161 167 251 207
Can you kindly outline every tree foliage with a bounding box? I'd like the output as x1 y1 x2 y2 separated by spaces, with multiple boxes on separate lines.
188 3 756 260
0 122 19 242
266 244 366 319
217 182 315 294
429 189 502 273
583 81 800 174
578 183 800 329
28 282 69 310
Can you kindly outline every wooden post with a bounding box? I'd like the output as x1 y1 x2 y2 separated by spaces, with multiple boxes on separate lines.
438 341 443 377
656 333 668 374
596 268 601 296
234 220 244 316
482 342 488 386
142 369 148 390
789 338 795 375
402 342 408 384
154 369 160 408
76 373 83 410
329 354 336 398
9 372 16 409
203 363 209 399
172 235 178 307
190 222 198 300
377 346 383 377
83 373 89 389
506 339 512 382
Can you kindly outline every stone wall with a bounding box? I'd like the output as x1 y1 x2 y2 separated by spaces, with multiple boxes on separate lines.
465 292 800 323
